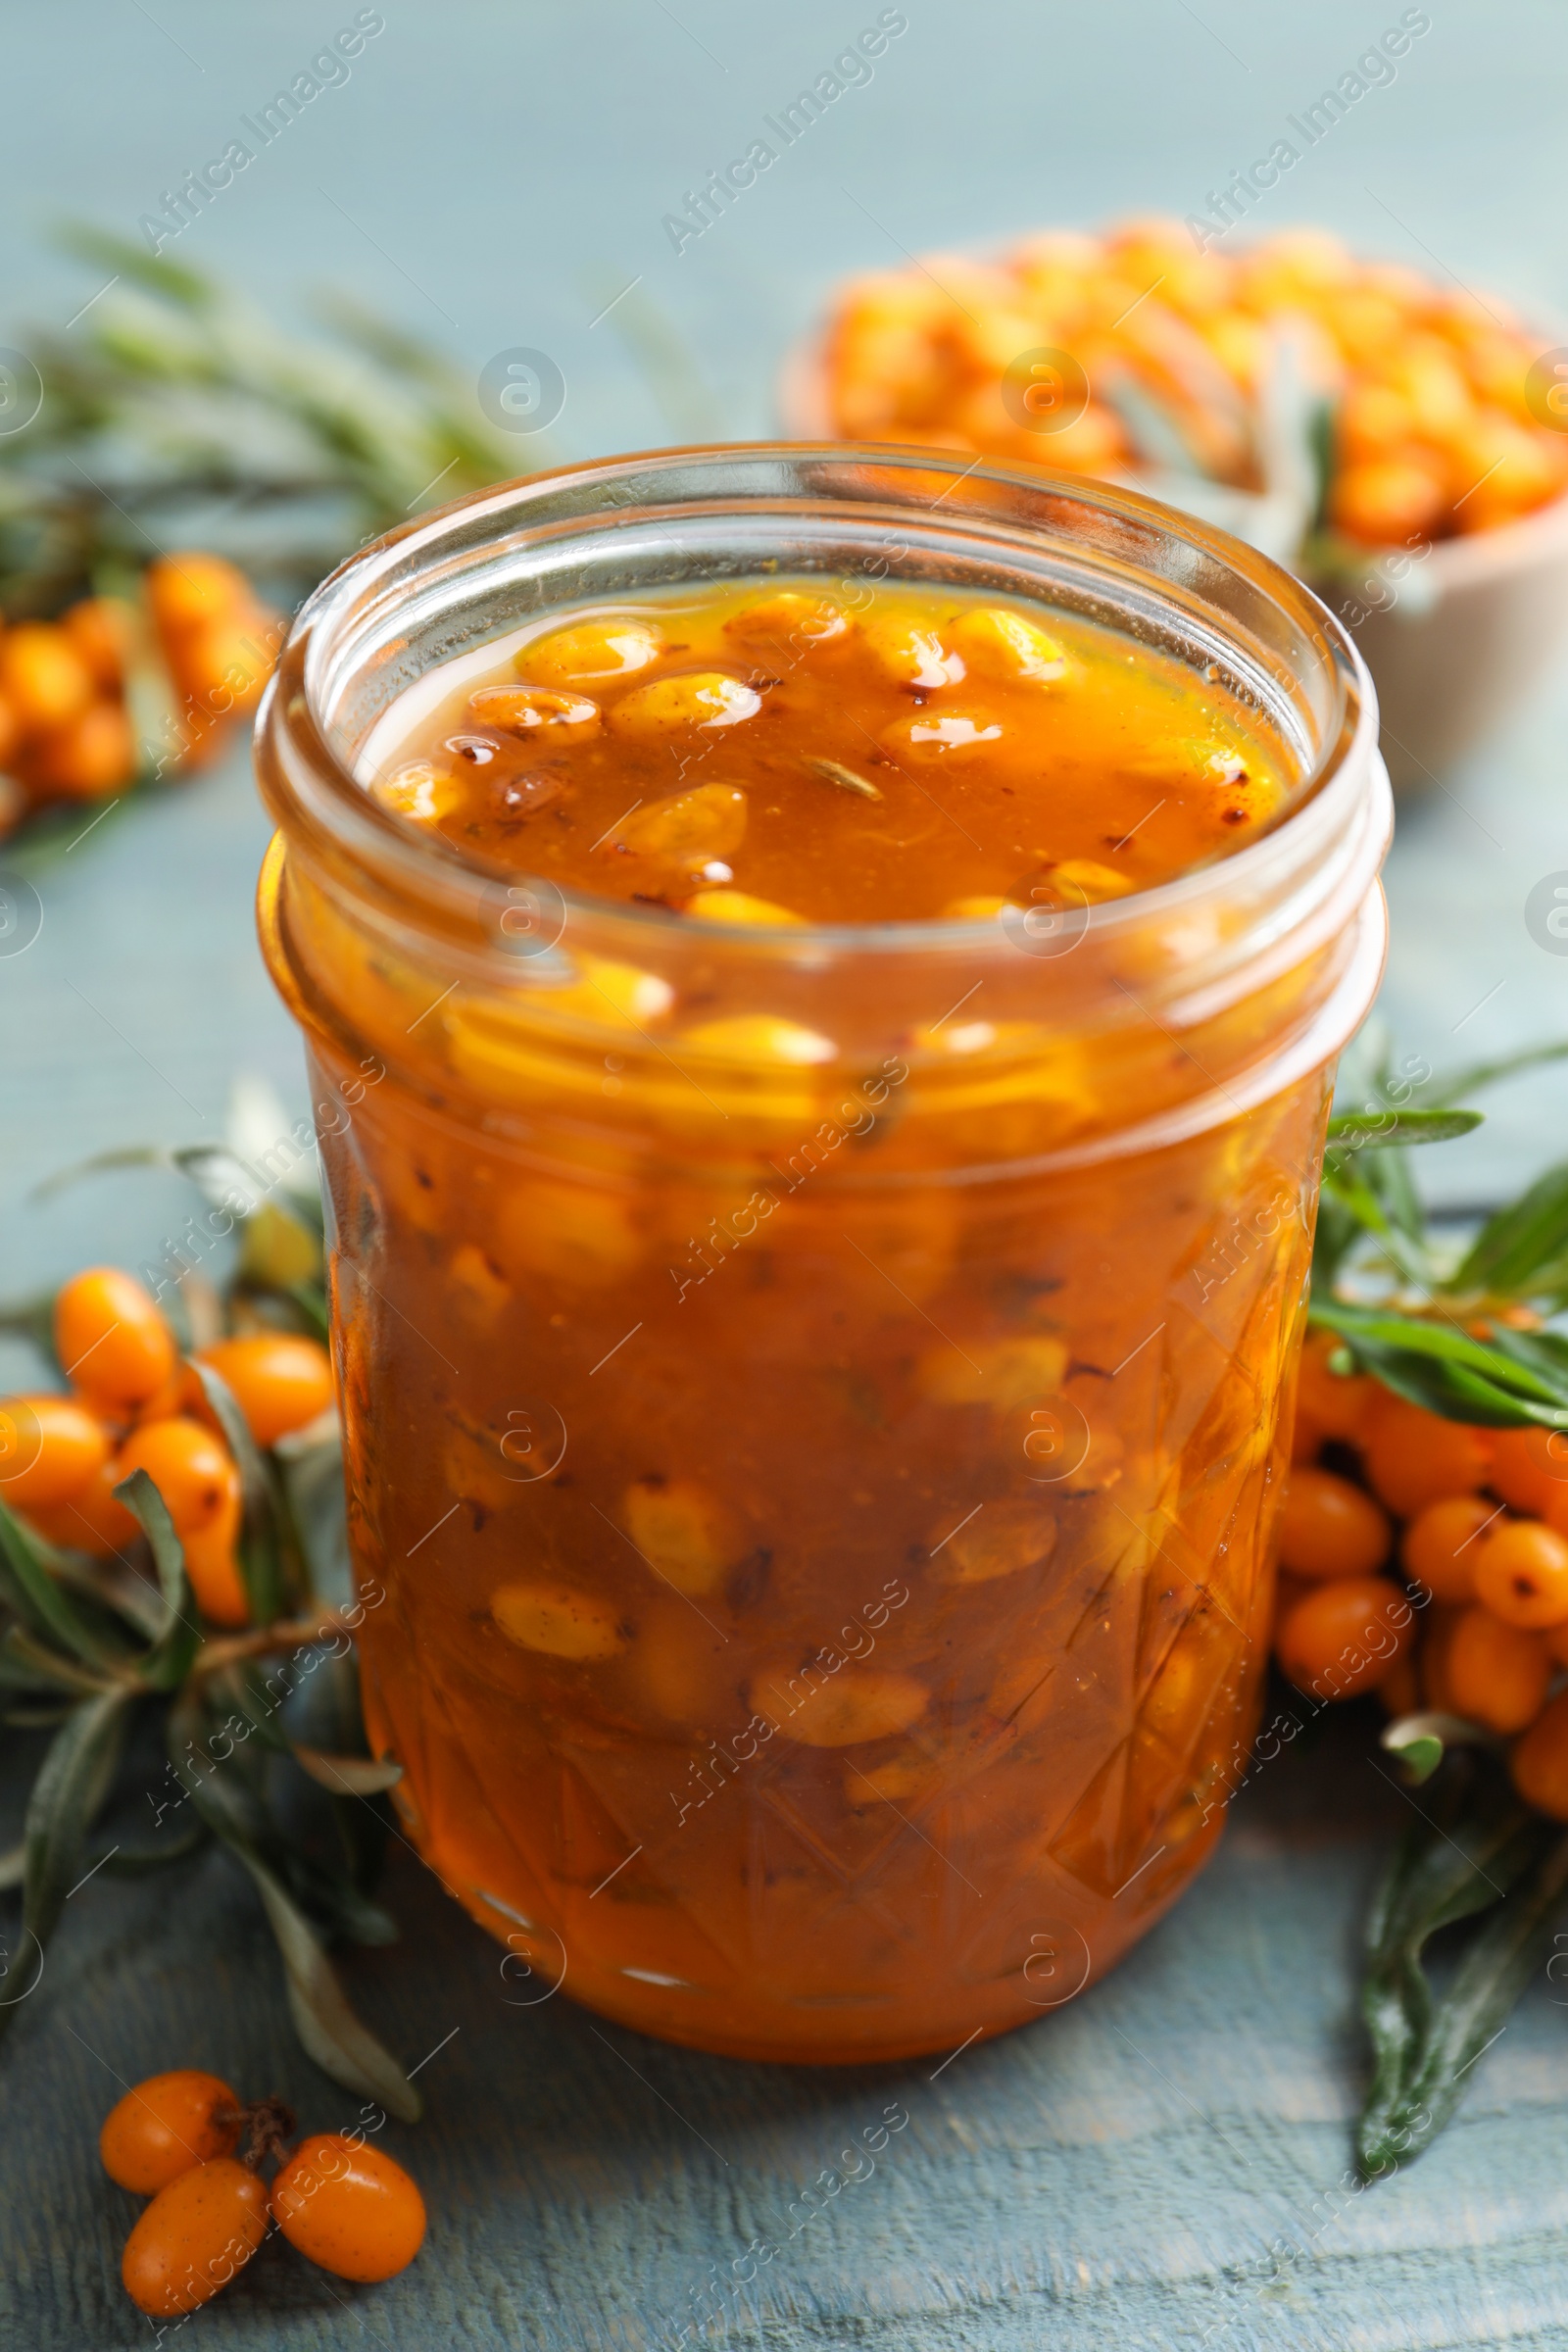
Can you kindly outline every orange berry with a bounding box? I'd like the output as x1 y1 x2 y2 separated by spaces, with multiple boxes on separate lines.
1329 455 1446 545
196 1335 334 1447
1512 1689 1568 1820
1548 1617 1568 1670
24 1451 139 1557
271 2133 426 2283
63 595 136 691
1295 1328 1380 1440
0 1392 110 1509
1363 1397 1491 1518
1275 1576 1413 1702
1277 1465 1390 1579
117 1416 239 1537
26 700 137 799
54 1267 176 1414
1400 1494 1495 1603
134 1362 201 1425
121 2155 268 2317
100 2070 240 2195
147 552 252 636
1472 1517 1568 1630
1446 1604 1550 1734
180 1486 251 1627
1488 1425 1568 1515
0 620 94 730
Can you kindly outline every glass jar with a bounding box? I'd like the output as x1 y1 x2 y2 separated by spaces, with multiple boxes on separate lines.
255 446 1390 2064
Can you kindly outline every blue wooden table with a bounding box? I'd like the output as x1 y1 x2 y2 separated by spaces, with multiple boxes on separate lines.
5 4 1568 2343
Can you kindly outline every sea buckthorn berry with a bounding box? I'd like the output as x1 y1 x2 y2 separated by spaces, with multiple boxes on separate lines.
0 1393 109 1510
607 672 761 734
371 760 466 821
749 1662 928 1746
100 2070 240 2195
1362 1397 1491 1518
467 686 601 740
121 2156 268 2316
0 621 94 730
1276 1466 1391 1580
882 710 1004 760
1400 1494 1494 1603
181 1488 251 1627
25 1452 139 1557
28 701 137 799
1274 1576 1412 1702
1446 1604 1550 1734
118 1417 239 1537
936 1496 1056 1583
63 596 135 691
682 888 805 925
606 783 748 867
270 2134 426 2283
492 1580 629 1659
722 591 847 648
54 1266 176 1414
1489 1425 1568 1514
1511 1690 1568 1821
623 1476 740 1595
858 615 964 687
949 605 1066 682
146 552 253 635
1472 1517 1568 1630
1296 1327 1380 1440
196 1335 334 1447
1329 456 1446 546
518 616 663 686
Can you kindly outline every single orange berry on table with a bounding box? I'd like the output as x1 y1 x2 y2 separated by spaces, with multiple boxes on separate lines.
118 1416 239 1536
1446 1604 1550 1734
1511 1689 1568 1821
271 2134 426 2282
197 1334 334 1446
0 1392 109 1509
100 2069 240 2195
1275 1575 1413 1702
1295 1328 1381 1441
121 2155 268 2316
54 1267 176 1415
180 1487 251 1627
1472 1517 1568 1630
1363 1396 1491 1518
0 619 94 730
1277 1465 1391 1580
24 1451 139 1557
1400 1494 1496 1604
1489 1424 1568 1515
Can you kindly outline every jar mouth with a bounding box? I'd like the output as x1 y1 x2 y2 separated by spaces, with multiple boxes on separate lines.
259 441 1383 971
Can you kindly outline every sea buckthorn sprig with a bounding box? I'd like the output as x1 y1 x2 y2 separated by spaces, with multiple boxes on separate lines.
100 2071 423 2316
0 1102 417 2122
1286 1028 1568 2180
0 228 526 854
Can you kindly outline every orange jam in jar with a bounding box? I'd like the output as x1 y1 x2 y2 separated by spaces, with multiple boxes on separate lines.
256 448 1390 2063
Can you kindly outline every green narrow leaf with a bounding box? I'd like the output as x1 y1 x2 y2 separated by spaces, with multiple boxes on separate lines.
1376 1828 1568 2169
0 1497 143 1669
242 1857 419 2120
1310 1298 1568 1428
112 1468 198 1689
4 1690 136 2024
1449 1162 1568 1299
1325 1109 1483 1152
95 1818 212 1876
293 1747 403 1796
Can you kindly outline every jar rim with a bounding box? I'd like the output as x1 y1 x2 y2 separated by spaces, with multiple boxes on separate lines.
257 440 1385 974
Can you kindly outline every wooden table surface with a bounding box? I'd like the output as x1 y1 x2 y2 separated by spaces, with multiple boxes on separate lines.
5 4 1568 2343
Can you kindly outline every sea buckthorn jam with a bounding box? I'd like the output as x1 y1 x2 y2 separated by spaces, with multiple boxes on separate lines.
363 581 1292 922
257 453 1389 2064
